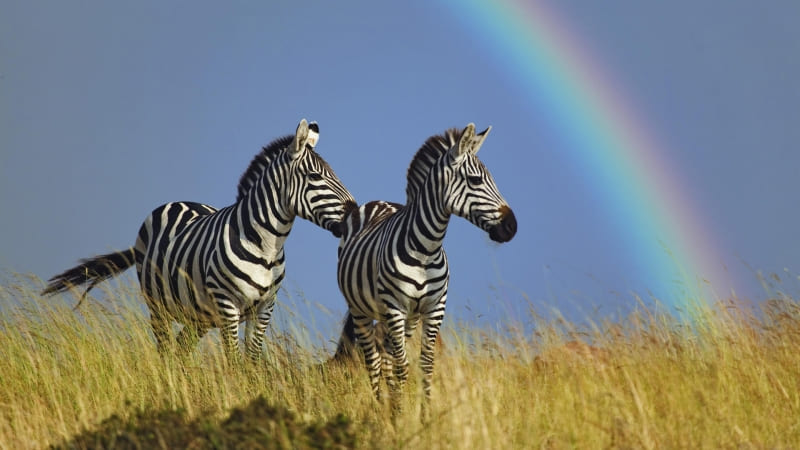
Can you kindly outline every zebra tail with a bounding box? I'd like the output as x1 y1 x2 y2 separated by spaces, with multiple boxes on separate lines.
41 248 138 304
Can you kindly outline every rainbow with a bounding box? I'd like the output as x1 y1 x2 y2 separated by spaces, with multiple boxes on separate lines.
438 0 733 304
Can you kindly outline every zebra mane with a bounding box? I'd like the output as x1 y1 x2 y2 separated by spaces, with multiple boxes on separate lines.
236 135 294 201
405 128 463 203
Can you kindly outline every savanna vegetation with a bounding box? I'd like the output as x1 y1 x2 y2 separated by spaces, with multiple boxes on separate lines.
1 272 798 449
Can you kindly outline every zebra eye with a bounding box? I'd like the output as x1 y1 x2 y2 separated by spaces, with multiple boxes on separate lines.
308 172 324 181
467 175 484 186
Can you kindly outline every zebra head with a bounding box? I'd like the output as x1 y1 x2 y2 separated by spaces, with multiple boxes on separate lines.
286 119 356 237
444 123 517 243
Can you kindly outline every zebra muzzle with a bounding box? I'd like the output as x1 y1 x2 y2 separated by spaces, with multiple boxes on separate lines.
488 207 517 243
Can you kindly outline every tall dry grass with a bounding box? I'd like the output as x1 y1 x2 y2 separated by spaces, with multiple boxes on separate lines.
1 273 799 448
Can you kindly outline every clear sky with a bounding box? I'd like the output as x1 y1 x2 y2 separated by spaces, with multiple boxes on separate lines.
2 1 799 342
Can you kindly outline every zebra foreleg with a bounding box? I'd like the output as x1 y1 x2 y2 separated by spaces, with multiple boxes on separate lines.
419 310 445 423
213 296 242 364
245 298 276 362
381 332 394 398
352 314 384 402
384 312 409 417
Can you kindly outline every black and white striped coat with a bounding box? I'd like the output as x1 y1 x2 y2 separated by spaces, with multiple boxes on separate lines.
335 124 517 418
44 119 356 361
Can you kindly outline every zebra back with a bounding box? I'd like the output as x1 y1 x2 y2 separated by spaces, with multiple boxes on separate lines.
338 200 402 245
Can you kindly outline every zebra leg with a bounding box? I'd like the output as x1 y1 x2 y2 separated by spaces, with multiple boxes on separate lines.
419 308 445 423
213 296 242 363
244 297 276 362
352 314 383 402
381 329 394 396
221 317 241 363
385 314 409 388
384 312 409 416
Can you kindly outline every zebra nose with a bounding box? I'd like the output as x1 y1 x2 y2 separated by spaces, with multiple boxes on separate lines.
502 209 517 237
488 207 517 243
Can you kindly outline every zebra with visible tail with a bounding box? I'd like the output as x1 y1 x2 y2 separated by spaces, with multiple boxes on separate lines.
335 123 517 419
43 119 356 361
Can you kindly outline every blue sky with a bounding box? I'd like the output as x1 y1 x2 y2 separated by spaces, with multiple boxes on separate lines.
2 1 799 342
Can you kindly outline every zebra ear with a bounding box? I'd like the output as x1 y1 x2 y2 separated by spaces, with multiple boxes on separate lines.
471 125 491 155
450 123 476 163
290 119 319 158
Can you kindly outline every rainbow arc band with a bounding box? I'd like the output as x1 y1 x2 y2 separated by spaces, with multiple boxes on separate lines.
439 0 733 303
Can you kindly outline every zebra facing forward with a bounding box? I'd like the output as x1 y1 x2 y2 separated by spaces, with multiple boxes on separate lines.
43 119 356 361
336 123 517 419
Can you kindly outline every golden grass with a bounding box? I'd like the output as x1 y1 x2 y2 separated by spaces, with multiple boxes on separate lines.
1 274 799 449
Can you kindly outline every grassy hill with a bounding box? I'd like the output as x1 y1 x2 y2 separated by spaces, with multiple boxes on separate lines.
1 275 798 448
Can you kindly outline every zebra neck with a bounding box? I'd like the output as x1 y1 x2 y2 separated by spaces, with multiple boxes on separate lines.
234 189 295 254
402 187 451 256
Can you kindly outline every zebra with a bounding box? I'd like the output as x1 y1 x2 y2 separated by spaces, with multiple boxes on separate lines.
43 119 357 362
335 123 517 419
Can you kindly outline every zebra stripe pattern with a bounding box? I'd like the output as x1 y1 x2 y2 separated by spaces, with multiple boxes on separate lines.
43 119 356 361
336 123 517 419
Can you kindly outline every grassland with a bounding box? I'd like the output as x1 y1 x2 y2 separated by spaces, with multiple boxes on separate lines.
1 274 799 449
